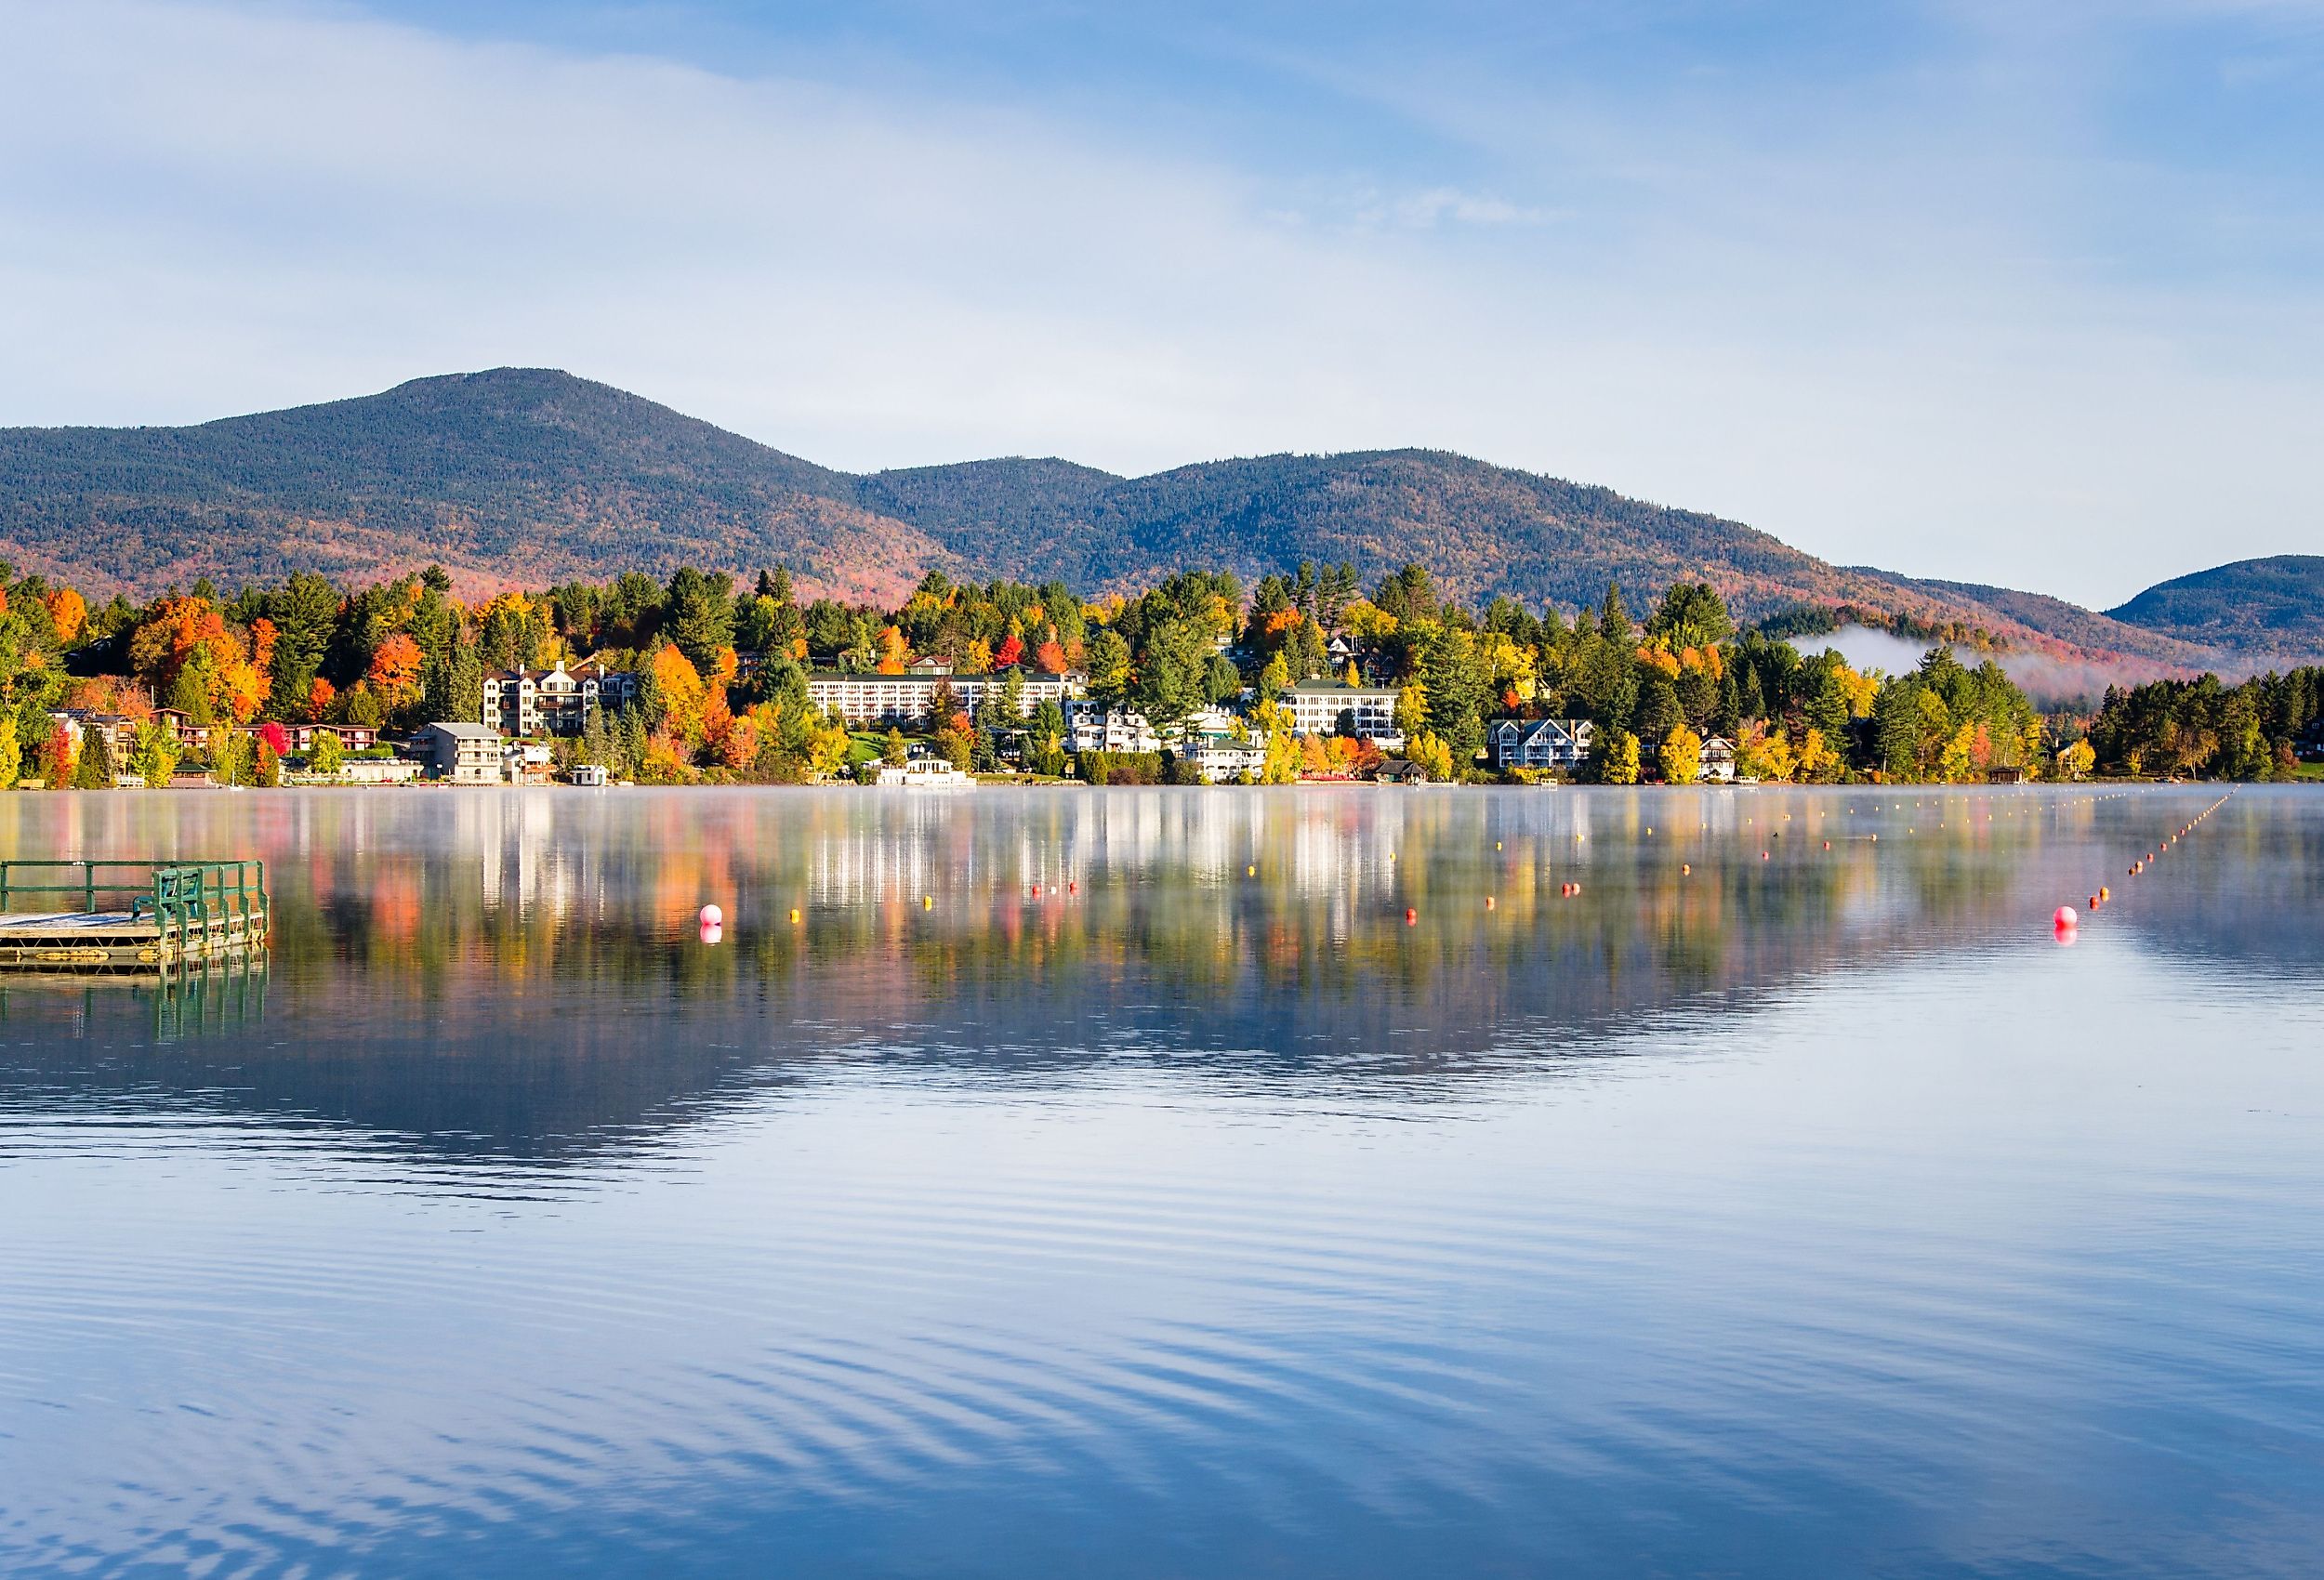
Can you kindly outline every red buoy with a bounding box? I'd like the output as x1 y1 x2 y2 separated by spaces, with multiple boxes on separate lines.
1405 907 1418 925
2053 905 2079 928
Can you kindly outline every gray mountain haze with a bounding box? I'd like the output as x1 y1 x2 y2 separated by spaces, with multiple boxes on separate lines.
1 369 2310 678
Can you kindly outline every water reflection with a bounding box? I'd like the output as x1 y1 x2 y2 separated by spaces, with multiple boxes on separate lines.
3 788 2322 1579
0 786 2316 1165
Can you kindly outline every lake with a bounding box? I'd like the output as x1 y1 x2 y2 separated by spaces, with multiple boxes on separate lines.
3 784 2320 1578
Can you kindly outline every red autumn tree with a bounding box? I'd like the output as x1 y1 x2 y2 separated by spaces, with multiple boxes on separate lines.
366 634 424 698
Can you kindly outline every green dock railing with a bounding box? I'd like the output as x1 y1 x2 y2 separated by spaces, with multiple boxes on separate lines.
0 860 270 968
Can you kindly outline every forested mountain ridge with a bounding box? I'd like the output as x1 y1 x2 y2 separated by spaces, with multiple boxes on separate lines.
0 368 940 605
0 367 2304 670
2104 557 2324 657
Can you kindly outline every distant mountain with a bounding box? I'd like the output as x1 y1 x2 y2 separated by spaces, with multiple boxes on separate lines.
2104 557 2324 662
0 368 942 605
0 368 2305 675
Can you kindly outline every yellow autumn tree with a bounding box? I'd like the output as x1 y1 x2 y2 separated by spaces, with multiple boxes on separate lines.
1408 731 1456 783
1660 722 1703 783
876 625 910 674
1796 726 1839 782
1600 730 1641 785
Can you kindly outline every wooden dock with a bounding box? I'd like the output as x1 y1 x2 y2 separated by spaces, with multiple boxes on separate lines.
0 861 269 974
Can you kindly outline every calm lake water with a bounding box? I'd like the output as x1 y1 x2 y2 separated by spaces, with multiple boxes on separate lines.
2 785 2320 1578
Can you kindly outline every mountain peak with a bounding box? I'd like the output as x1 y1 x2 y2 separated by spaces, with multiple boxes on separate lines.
0 372 2313 672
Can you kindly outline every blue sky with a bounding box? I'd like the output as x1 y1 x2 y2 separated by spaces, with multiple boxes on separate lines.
3 0 2320 605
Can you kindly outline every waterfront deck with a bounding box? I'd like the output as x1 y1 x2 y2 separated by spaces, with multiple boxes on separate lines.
0 861 269 974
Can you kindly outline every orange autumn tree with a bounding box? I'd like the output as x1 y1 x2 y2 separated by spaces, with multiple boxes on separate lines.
128 595 263 720
307 677 337 721
366 634 425 700
876 625 910 674
45 587 86 646
652 644 708 743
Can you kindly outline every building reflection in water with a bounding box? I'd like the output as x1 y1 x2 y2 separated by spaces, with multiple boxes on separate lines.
0 785 2310 1165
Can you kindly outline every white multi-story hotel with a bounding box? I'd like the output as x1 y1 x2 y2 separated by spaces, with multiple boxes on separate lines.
1281 680 1402 744
806 659 1083 726
482 660 636 738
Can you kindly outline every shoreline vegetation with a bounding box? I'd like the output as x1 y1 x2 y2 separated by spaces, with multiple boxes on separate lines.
1 560 2317 790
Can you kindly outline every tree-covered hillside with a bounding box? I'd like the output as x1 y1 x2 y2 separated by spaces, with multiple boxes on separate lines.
0 368 2304 671
2105 556 2324 658
0 369 934 605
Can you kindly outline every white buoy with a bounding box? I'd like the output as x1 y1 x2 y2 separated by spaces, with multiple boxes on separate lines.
699 903 723 928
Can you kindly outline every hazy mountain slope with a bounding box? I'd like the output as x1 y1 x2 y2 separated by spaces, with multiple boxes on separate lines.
2104 556 2324 659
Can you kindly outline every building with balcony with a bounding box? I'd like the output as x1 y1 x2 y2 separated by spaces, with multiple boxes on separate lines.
482 660 632 737
805 663 1082 727
1282 680 1402 744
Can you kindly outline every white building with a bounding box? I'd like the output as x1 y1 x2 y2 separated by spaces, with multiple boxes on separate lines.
1064 702 1244 755
1487 718 1594 773
483 660 633 738
806 659 1082 726
1066 704 1163 755
1190 737 1267 783
875 757 976 788
1282 681 1402 744
426 721 505 783
1699 735 1737 783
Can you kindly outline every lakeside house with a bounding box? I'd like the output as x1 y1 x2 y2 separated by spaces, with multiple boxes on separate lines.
1063 701 1245 756
425 721 505 783
1374 757 1429 784
1282 680 1403 746
52 709 136 760
874 756 976 788
806 659 1083 726
1699 735 1737 783
1065 702 1164 755
1189 735 1267 783
287 722 379 755
1487 718 1594 773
